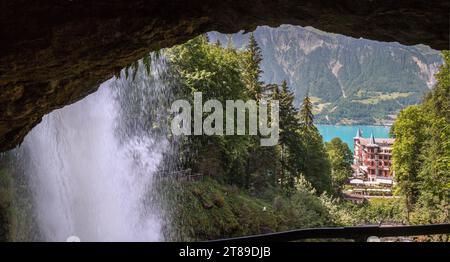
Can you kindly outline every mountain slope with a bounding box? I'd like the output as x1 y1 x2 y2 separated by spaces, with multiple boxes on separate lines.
208 25 443 125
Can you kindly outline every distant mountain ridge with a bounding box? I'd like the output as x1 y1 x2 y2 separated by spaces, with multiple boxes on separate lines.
208 25 443 125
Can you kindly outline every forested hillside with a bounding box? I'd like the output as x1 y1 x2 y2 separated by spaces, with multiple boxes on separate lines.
209 25 443 125
391 51 450 225
156 36 448 240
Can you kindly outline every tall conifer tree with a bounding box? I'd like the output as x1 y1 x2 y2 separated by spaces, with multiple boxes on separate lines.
299 95 314 127
243 33 263 99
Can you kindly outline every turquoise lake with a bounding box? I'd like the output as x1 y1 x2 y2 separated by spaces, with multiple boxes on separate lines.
316 125 391 152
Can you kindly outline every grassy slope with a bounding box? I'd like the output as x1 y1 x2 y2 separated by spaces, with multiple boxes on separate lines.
164 178 335 241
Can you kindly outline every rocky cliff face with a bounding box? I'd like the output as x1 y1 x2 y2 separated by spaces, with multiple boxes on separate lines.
0 0 449 151
209 25 443 124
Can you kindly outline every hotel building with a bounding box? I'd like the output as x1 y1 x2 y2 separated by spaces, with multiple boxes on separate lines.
352 129 395 184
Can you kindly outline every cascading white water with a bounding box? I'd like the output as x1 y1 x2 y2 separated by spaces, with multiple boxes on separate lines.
18 56 174 241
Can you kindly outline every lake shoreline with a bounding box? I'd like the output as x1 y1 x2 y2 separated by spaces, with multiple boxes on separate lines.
316 123 393 127
316 124 391 152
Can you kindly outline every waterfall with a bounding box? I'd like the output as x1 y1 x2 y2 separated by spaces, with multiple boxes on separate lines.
13 55 176 241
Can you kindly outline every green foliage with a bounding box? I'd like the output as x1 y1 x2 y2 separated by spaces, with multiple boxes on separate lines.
325 137 353 196
298 95 333 195
391 50 450 223
425 51 450 121
167 34 254 188
347 198 406 225
391 106 429 212
161 35 448 240
298 125 332 194
120 50 162 80
242 33 264 99
273 81 303 192
160 35 338 240
167 35 334 195
164 178 334 241
299 95 314 127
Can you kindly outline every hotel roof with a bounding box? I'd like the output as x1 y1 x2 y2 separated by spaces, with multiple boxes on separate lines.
358 137 395 146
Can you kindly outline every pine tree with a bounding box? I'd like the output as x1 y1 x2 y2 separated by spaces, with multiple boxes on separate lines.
272 80 305 192
299 95 314 127
278 80 299 144
243 33 264 100
297 94 332 193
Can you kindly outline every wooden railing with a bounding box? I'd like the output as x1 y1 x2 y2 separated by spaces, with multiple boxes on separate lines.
210 224 450 242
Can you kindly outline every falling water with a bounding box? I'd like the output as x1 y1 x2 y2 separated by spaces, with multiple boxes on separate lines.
12 55 177 241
